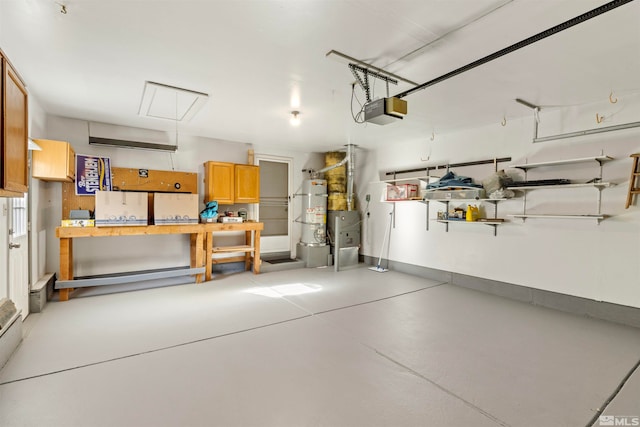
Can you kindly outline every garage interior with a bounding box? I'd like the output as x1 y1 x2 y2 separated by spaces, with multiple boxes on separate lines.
1 1 640 426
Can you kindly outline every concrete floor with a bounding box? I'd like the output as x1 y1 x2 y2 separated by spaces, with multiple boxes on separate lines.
1 265 639 427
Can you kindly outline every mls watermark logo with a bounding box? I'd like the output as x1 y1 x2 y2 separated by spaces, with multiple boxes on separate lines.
599 415 640 426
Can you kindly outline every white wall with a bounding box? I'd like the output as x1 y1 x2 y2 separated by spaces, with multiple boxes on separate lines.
359 93 640 308
29 96 48 284
40 116 324 277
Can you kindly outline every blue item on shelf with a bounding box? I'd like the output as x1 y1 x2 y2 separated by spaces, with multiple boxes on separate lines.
200 200 219 220
427 171 483 189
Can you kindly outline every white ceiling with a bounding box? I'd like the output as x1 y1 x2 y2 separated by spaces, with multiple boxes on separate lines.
1 0 638 152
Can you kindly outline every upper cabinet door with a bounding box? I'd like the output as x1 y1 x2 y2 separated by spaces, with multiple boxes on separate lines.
234 164 260 203
32 139 76 182
2 57 29 194
204 161 234 204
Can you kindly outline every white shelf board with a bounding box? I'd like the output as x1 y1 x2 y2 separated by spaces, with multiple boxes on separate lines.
435 219 504 226
375 175 442 184
509 214 605 220
509 155 613 170
507 182 614 191
382 199 423 203
422 198 507 203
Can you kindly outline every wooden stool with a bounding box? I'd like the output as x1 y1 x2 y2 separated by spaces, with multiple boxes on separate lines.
626 153 640 209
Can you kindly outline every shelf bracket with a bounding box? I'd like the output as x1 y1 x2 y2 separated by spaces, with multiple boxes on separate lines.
425 201 429 231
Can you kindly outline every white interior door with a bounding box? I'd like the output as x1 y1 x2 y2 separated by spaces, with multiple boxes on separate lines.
0 200 8 300
8 194 29 318
256 156 292 254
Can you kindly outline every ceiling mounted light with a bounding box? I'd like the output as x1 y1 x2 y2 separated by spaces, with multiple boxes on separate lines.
290 111 301 126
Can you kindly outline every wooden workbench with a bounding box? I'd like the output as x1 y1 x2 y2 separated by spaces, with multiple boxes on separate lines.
204 221 264 280
55 222 264 301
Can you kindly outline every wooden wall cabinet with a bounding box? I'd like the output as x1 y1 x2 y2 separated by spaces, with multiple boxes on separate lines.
204 161 259 204
234 164 259 203
0 51 29 197
204 161 235 204
32 139 76 182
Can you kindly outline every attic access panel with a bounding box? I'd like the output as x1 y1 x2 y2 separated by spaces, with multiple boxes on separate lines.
138 81 208 122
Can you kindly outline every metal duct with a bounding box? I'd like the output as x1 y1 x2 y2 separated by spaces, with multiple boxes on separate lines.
313 144 357 211
312 154 348 177
346 144 355 211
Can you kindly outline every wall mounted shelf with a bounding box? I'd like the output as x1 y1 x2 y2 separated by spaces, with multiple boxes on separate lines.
436 219 504 225
422 198 507 236
508 182 614 191
384 157 511 178
378 156 513 235
509 153 614 224
509 214 606 222
376 176 441 184
509 155 613 170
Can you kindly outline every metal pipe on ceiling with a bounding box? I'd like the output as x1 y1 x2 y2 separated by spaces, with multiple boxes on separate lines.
534 121 640 143
394 0 635 100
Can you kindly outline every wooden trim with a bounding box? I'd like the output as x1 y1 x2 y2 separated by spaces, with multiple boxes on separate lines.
57 224 207 238
211 256 248 264
212 245 253 253
0 189 24 198
0 48 27 87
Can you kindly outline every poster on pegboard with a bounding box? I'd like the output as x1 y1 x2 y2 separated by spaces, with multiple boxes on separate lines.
75 154 113 195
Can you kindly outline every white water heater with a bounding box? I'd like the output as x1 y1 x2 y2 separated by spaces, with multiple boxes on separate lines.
300 179 327 246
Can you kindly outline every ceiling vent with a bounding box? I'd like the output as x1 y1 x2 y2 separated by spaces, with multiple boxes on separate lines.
138 81 208 122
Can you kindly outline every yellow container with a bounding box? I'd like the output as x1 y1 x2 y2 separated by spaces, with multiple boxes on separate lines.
466 205 479 221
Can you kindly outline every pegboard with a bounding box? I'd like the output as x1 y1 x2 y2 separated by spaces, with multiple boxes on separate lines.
62 167 198 219
110 168 197 193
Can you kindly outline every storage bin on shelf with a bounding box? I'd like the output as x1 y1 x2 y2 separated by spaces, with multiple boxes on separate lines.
386 184 418 201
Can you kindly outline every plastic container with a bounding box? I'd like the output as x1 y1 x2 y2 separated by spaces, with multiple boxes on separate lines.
466 205 479 221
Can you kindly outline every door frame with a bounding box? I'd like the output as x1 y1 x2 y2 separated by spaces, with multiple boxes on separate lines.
253 154 293 255
7 193 29 318
0 200 8 300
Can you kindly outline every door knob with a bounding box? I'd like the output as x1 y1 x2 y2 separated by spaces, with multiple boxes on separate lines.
9 242 21 249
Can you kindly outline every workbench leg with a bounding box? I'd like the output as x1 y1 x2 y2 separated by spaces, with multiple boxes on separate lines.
205 231 213 281
253 230 261 274
59 238 73 302
245 230 251 271
191 232 205 283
